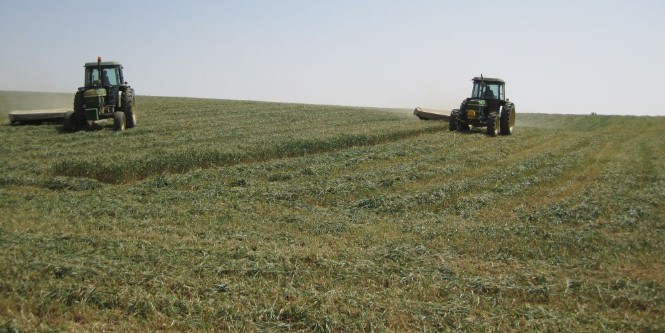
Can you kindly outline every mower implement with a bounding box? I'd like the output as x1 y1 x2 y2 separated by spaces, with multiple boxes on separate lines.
413 107 450 121
8 109 70 124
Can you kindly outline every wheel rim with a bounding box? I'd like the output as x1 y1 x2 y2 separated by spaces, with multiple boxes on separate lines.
494 117 500 135
115 113 126 131
511 109 515 129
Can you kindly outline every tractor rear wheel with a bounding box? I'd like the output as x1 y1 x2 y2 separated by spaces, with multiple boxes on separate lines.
63 111 74 132
487 112 499 136
74 90 83 113
113 111 126 131
69 90 86 130
64 111 85 132
121 87 136 129
500 103 515 135
120 87 136 128
449 109 459 131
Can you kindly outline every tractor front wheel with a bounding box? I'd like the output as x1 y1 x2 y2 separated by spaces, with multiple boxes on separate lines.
122 87 136 129
114 111 126 131
487 112 499 136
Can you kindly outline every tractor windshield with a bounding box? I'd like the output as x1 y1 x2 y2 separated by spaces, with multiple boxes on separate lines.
472 81 504 100
85 67 120 87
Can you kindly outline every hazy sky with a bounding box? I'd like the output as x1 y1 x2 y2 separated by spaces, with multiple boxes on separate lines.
1 0 664 115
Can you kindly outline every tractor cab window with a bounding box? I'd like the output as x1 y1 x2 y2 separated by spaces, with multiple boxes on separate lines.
86 67 120 87
484 84 498 99
472 82 504 100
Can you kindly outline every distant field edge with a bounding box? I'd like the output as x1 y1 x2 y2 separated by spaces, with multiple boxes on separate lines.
4 91 665 116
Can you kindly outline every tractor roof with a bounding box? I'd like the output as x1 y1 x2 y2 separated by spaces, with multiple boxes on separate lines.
473 77 504 83
84 61 122 67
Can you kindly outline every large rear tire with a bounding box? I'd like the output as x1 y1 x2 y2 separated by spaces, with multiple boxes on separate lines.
64 110 85 132
74 90 83 113
63 111 74 132
487 112 499 136
121 87 136 129
114 111 126 131
449 109 459 131
456 101 471 132
71 90 86 130
500 103 516 135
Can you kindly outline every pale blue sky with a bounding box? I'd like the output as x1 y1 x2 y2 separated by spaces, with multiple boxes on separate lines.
1 0 664 115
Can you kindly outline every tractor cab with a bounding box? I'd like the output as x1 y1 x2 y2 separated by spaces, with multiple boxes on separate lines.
471 78 505 101
85 63 124 88
82 59 126 116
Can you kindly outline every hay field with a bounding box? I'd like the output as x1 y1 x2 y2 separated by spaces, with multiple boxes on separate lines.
0 91 663 331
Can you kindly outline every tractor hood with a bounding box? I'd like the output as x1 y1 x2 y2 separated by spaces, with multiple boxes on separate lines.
84 88 106 98
466 99 486 107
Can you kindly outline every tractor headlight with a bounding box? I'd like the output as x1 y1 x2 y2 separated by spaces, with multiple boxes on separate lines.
467 110 477 119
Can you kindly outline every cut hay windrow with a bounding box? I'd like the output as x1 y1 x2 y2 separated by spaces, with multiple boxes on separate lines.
51 127 443 184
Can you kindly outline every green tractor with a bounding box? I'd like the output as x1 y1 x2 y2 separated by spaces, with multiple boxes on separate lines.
449 76 515 136
64 57 136 132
